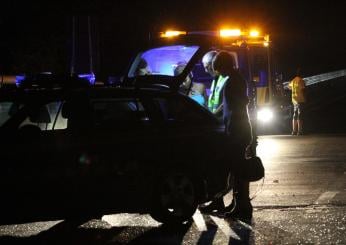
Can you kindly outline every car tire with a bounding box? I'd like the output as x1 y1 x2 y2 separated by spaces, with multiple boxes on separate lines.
150 173 197 226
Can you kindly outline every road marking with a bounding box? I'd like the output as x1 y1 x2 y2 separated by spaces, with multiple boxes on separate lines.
0 220 63 237
223 192 233 207
102 213 160 227
192 209 208 231
314 191 339 205
210 216 241 240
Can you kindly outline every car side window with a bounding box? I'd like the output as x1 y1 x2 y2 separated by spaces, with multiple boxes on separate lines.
0 102 13 127
0 101 67 131
48 102 68 130
154 96 211 124
20 102 67 130
91 99 150 129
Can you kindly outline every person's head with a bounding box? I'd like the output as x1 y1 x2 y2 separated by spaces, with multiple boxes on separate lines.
174 63 192 90
136 58 151 76
212 51 235 76
202 50 218 75
296 68 301 77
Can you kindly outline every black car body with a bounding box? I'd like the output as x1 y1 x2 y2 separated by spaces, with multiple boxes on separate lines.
0 83 233 225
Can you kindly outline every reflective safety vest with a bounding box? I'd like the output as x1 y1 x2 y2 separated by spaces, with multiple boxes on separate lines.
208 75 229 113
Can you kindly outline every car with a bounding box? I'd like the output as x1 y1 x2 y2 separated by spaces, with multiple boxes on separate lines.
0 75 235 225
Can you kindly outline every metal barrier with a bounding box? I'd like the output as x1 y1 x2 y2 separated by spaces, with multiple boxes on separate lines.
283 69 346 88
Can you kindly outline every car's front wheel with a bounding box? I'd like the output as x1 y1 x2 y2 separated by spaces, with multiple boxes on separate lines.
150 173 197 226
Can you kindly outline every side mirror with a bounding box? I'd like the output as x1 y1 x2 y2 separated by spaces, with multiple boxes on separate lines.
107 75 124 86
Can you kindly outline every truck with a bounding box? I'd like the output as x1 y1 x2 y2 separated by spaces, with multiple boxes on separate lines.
122 28 290 148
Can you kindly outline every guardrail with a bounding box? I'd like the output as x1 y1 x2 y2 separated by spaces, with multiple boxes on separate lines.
283 69 346 88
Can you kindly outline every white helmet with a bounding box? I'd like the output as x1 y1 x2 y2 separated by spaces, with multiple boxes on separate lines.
202 50 218 75
202 50 218 66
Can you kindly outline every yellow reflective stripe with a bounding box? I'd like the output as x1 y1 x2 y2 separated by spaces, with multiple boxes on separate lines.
208 75 228 112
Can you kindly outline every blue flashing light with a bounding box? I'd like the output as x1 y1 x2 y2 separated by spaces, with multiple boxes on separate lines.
78 73 96 85
15 75 26 87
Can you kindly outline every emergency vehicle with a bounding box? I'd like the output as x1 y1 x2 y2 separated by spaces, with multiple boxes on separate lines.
123 28 289 137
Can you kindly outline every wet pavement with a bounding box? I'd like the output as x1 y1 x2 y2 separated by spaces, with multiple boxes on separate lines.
0 134 345 244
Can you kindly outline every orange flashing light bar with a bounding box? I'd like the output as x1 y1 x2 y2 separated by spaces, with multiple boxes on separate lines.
219 29 241 37
219 28 270 47
159 28 270 47
220 29 263 37
160 30 187 38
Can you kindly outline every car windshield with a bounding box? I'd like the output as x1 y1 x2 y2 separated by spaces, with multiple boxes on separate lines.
128 45 199 77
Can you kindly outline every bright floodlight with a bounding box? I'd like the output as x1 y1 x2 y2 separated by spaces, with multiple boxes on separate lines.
220 29 241 37
257 108 274 123
249 30 259 37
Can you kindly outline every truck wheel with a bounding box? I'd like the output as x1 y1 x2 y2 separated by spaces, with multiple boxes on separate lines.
150 173 197 226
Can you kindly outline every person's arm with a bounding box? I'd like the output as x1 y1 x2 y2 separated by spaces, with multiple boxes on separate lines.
223 78 238 111
192 83 205 95
288 80 293 90
214 82 228 114
214 103 223 114
300 78 307 100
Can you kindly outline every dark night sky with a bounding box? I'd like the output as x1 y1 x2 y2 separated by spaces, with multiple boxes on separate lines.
1 0 346 79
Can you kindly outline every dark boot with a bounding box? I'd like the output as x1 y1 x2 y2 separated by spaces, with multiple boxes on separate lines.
223 179 253 222
199 197 225 214
224 197 253 221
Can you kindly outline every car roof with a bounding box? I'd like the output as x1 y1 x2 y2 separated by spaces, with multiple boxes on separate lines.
0 87 65 103
67 86 175 100
0 86 178 103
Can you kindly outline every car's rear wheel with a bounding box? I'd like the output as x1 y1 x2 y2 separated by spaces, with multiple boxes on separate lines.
150 173 197 226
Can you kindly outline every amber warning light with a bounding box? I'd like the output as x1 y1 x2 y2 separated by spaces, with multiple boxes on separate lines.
219 29 241 37
160 31 187 38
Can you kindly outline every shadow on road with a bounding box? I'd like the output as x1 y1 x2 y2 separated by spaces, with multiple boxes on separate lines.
0 218 124 245
0 215 256 244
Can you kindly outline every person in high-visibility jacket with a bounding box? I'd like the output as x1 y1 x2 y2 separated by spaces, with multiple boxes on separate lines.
200 51 254 222
288 69 306 135
202 50 227 119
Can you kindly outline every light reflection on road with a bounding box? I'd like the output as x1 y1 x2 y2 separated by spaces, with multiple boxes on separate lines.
257 136 282 163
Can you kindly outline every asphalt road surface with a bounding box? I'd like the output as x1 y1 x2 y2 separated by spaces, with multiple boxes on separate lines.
0 134 345 244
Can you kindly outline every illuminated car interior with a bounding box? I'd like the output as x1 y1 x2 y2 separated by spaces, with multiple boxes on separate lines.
128 45 199 77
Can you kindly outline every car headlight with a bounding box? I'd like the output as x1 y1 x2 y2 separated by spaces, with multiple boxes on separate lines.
257 108 274 123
